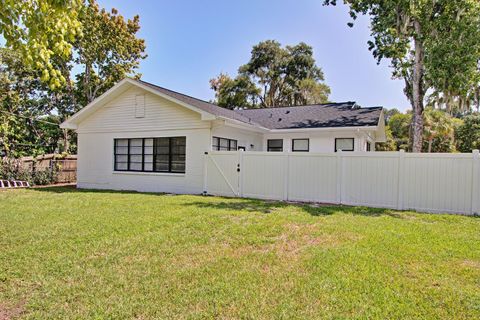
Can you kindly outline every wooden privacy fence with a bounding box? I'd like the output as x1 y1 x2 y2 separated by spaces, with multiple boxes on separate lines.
21 154 77 183
204 150 480 215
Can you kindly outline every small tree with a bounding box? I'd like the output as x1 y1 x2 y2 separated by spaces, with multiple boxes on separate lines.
422 108 455 153
455 114 480 152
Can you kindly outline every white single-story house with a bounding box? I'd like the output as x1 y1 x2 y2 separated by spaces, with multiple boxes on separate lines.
61 78 386 193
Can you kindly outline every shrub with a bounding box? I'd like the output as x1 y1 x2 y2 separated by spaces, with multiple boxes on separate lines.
0 157 58 185
455 114 480 152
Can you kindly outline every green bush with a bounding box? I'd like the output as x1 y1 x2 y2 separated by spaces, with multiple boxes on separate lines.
0 158 58 185
455 114 480 152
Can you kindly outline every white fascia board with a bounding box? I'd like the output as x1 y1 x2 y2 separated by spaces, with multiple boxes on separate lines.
219 117 269 133
267 126 379 134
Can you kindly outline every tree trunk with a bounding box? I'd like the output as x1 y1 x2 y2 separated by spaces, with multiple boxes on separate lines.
411 20 425 153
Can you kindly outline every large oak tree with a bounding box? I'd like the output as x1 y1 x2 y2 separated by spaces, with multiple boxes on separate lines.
210 40 330 109
324 0 480 152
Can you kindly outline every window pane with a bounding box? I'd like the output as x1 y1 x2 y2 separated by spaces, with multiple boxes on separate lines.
154 154 169 172
115 162 127 170
116 155 127 163
156 137 169 147
171 154 186 172
115 146 128 155
156 146 169 155
230 140 237 150
129 155 142 163
268 139 283 152
172 144 185 154
144 155 153 163
172 137 186 146
220 138 229 148
293 139 309 152
130 138 142 147
336 138 354 151
144 138 153 147
116 139 128 147
144 162 153 171
144 146 153 154
129 162 142 171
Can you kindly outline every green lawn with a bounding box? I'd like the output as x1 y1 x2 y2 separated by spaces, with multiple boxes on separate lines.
0 187 479 319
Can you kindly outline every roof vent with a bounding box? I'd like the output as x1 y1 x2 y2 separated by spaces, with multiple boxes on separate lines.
269 113 273 118
285 110 290 114
278 118 282 122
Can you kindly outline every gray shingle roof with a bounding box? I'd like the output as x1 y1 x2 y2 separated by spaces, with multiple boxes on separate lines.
136 79 382 130
137 79 256 125
235 103 383 129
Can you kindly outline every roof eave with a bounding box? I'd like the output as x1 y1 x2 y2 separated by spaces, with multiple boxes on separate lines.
268 125 379 133
219 117 269 133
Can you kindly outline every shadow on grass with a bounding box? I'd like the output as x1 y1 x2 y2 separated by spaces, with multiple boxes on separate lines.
30 186 479 219
30 185 168 196
185 199 405 218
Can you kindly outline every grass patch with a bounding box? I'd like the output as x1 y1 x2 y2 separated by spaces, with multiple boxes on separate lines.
1 187 479 319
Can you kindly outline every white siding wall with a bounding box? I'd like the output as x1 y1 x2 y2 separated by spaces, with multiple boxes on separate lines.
211 124 263 151
78 87 209 133
262 130 375 152
76 86 212 193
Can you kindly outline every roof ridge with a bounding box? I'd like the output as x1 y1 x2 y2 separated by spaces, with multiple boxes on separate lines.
136 79 219 107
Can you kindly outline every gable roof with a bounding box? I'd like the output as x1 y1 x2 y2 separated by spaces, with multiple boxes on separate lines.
235 103 383 130
136 80 259 126
61 78 384 133
137 80 383 130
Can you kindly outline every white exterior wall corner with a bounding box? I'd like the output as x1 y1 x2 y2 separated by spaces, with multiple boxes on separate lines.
75 86 212 194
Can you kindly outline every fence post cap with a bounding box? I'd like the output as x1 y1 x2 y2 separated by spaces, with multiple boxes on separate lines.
399 149 405 153
473 149 479 154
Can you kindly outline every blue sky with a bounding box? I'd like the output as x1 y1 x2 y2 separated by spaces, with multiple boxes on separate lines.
98 0 410 110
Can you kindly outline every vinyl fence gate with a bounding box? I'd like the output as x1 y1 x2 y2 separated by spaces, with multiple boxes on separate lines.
204 150 480 215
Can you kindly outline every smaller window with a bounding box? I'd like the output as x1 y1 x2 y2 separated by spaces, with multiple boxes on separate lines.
267 139 283 152
292 139 309 152
335 138 354 152
366 141 371 152
212 136 238 151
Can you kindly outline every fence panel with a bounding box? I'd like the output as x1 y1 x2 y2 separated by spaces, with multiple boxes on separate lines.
402 154 474 214
242 152 287 200
287 154 337 203
205 150 480 215
342 153 400 209
205 152 239 197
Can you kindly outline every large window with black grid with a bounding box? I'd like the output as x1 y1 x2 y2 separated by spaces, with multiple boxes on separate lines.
114 137 186 173
212 136 238 151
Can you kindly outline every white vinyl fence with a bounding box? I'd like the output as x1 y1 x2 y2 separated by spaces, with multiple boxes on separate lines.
204 150 480 215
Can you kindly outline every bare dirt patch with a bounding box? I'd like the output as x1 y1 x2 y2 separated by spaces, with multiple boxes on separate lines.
0 301 25 320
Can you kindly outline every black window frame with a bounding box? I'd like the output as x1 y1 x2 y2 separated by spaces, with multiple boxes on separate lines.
212 136 238 151
335 138 355 152
292 139 309 152
114 137 186 174
267 139 283 152
366 141 371 152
